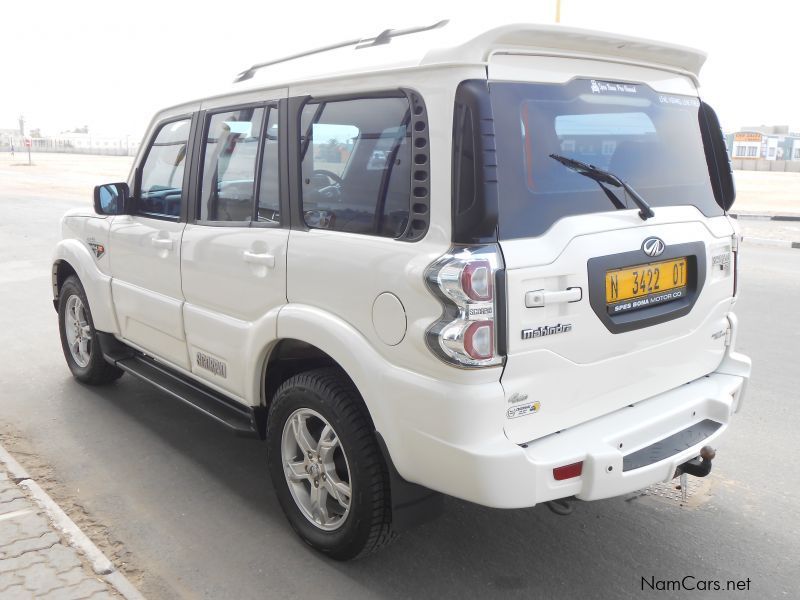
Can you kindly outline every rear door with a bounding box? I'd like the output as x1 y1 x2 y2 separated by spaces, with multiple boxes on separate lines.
180 100 289 400
487 56 736 443
110 116 195 370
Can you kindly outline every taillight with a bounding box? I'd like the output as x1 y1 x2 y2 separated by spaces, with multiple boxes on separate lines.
425 245 504 368
463 321 493 359
460 260 493 301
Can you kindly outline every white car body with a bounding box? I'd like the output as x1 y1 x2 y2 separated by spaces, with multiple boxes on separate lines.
52 23 751 512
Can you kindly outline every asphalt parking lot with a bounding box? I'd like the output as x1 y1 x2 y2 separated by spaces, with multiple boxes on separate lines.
0 154 798 599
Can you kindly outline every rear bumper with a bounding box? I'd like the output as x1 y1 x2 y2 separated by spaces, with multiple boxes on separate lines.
394 348 750 509
524 361 748 505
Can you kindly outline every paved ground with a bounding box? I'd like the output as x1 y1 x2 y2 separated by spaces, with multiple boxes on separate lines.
0 153 798 598
0 468 120 599
735 217 800 244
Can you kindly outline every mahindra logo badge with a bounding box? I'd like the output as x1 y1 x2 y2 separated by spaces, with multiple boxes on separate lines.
642 237 665 257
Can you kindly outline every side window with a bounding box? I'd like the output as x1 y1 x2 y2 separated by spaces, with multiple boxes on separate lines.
139 118 191 218
199 107 265 223
300 97 411 237
257 107 280 223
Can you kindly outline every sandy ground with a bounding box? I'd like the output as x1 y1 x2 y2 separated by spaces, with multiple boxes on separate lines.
733 170 800 215
1 150 797 221
0 152 134 204
0 424 145 588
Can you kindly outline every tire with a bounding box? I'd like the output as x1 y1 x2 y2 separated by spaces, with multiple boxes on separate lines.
267 368 395 560
58 275 123 385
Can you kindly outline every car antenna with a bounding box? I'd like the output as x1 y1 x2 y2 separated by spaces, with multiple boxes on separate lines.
233 20 449 83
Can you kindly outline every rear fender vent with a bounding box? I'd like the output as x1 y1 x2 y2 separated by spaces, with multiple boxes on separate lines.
401 89 430 242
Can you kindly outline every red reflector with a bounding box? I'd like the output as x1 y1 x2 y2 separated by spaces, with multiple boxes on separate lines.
553 461 583 481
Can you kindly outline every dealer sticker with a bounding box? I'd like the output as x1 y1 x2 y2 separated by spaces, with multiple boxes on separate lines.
507 401 541 419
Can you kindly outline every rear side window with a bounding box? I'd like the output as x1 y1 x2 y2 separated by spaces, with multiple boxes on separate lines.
299 97 412 238
139 118 191 218
199 107 265 223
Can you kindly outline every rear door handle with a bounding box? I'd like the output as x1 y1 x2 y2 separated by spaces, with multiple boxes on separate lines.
243 250 275 267
151 237 173 250
525 287 582 308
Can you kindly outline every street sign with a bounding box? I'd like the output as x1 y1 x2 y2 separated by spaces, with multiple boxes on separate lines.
24 138 31 147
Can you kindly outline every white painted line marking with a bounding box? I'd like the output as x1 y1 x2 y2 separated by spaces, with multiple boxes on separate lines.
0 508 33 522
742 237 796 248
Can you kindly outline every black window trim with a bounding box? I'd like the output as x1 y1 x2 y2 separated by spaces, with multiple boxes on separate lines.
133 112 197 223
451 79 499 244
252 100 288 229
288 88 430 242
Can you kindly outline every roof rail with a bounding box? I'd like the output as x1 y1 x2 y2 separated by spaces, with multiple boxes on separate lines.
233 20 449 83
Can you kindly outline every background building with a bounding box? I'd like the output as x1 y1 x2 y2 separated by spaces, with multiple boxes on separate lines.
726 125 800 171
1 126 139 156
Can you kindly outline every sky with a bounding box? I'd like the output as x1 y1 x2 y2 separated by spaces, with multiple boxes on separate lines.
1 0 798 138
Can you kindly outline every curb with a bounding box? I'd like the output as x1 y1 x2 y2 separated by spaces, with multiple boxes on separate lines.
0 444 146 600
731 213 800 222
741 237 800 249
0 445 30 482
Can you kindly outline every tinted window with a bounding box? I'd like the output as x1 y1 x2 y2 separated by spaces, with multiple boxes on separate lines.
139 119 191 217
300 97 411 237
200 107 264 222
257 107 280 223
491 79 723 239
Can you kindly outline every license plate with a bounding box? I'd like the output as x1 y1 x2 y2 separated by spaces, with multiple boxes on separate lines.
606 257 687 314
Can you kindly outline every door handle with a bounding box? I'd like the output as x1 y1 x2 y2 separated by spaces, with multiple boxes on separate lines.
151 237 173 250
525 287 582 308
243 250 275 267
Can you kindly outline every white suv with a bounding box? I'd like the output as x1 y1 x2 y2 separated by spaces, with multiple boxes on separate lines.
52 22 751 559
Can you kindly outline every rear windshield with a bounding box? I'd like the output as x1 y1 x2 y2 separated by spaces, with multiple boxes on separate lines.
490 79 722 239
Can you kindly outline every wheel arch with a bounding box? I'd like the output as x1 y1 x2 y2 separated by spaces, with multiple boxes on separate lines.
260 325 443 532
265 305 389 419
261 338 349 415
52 259 78 310
51 240 119 334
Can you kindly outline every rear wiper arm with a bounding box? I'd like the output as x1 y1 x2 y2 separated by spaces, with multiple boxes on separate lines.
549 153 655 220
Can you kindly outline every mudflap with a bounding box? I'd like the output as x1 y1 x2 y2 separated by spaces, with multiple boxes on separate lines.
376 433 444 533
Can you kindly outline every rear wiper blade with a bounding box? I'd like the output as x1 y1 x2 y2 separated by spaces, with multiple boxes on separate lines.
549 153 655 220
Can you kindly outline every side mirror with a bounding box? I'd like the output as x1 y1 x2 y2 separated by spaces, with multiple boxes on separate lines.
700 102 736 211
93 182 130 215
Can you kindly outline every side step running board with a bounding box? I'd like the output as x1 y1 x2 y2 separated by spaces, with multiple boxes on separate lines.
98 333 263 438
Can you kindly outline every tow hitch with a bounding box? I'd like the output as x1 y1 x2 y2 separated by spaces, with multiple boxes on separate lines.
546 497 575 516
675 446 716 503
676 445 716 479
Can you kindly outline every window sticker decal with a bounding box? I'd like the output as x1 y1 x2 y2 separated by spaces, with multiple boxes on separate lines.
658 94 701 107
590 80 638 94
